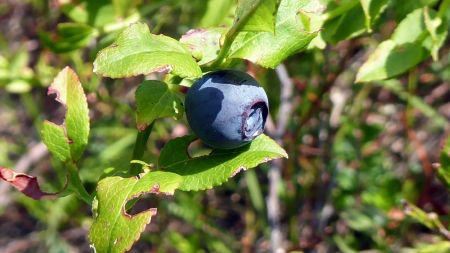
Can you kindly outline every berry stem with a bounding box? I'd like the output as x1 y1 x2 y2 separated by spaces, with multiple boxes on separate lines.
208 1 265 68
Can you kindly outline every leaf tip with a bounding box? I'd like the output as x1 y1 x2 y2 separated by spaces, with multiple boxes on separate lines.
48 66 81 105
354 71 367 84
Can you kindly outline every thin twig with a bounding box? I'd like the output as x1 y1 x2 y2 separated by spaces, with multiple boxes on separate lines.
266 64 294 253
275 65 294 138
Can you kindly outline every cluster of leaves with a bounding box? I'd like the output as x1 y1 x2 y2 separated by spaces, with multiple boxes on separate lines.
5 0 313 251
0 0 450 252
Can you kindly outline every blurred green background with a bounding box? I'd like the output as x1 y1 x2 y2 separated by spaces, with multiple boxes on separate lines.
0 0 449 252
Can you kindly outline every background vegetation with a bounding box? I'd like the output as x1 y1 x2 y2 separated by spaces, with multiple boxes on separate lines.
0 0 450 252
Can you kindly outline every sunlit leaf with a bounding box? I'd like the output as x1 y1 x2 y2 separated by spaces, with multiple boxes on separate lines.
235 0 278 32
356 8 448 82
89 171 182 253
227 0 324 68
159 134 288 191
41 67 90 162
93 23 202 79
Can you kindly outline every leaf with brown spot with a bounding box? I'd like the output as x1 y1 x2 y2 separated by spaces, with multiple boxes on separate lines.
89 171 182 253
41 67 90 162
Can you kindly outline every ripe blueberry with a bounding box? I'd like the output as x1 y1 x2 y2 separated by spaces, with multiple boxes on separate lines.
185 70 269 149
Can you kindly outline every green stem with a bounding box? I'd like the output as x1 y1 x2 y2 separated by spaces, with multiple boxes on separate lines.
209 25 241 68
208 2 264 68
67 162 92 205
129 122 155 175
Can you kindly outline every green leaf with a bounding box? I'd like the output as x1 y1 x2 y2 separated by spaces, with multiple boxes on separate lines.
93 22 202 79
391 0 439 21
359 0 389 32
41 67 90 162
0 47 34 89
9 48 31 79
356 40 427 83
322 0 388 43
135 80 183 131
39 68 91 203
423 7 447 60
61 1 116 28
41 121 71 162
322 0 362 43
235 0 278 33
39 23 98 53
180 28 226 65
391 8 427 44
60 2 90 24
5 80 32 94
227 0 324 68
159 134 288 191
89 171 182 253
356 8 448 82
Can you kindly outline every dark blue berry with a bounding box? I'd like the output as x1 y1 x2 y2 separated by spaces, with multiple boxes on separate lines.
185 70 269 149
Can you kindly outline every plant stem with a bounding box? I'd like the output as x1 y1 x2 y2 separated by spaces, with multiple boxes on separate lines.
208 2 263 68
209 25 240 68
67 162 92 205
129 122 155 175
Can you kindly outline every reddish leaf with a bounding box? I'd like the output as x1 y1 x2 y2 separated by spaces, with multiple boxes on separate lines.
0 167 64 200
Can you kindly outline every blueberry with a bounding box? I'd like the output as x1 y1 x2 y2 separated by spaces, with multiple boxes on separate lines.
185 70 269 149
